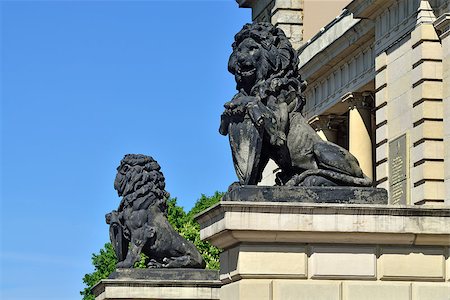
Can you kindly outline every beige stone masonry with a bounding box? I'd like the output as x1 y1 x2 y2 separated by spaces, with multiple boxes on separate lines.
412 181 446 204
374 51 389 187
197 201 450 300
342 282 411 300
270 0 303 49
273 280 341 300
93 279 221 300
197 202 450 249
411 140 445 162
411 120 444 143
271 9 301 25
412 282 450 300
447 247 450 281
412 100 444 123
238 0 303 49
220 244 307 282
434 13 450 205
375 161 388 185
221 279 272 300
310 246 376 279
410 12 445 205
379 246 446 281
411 160 445 184
411 80 443 103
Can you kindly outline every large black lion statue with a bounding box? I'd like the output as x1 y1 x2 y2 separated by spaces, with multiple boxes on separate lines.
220 22 372 187
106 154 205 269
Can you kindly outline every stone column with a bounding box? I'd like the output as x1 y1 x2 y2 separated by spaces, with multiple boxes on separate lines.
434 13 450 205
342 92 374 181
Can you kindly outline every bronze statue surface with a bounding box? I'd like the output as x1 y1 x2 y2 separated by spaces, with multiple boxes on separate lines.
220 22 372 187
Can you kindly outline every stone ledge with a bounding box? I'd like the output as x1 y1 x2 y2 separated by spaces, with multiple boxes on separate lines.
109 268 219 281
223 186 388 204
93 269 221 300
196 201 450 249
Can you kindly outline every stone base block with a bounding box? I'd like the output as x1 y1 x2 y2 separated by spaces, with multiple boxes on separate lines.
220 279 450 300
93 269 221 300
196 191 450 300
223 185 388 204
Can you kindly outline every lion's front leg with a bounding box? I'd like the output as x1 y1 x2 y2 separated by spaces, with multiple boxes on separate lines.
117 240 142 268
117 224 155 268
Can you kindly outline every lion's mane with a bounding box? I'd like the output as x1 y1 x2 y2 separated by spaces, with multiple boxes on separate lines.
114 154 169 213
228 22 306 112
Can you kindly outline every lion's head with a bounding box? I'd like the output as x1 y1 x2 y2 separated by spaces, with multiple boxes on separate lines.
229 23 299 89
114 154 169 211
228 23 306 112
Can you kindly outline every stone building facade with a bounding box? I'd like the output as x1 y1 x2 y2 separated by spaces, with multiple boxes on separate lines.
239 0 450 206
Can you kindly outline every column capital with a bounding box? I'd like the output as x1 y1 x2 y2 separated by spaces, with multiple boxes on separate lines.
309 114 345 132
341 92 374 110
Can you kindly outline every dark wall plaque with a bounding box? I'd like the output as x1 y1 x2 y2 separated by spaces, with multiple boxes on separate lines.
388 134 408 205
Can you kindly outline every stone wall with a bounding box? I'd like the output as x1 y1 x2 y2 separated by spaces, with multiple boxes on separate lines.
197 200 450 300
434 13 450 205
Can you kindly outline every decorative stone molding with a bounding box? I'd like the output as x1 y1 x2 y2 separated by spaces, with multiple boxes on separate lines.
197 201 450 249
434 13 450 39
299 18 375 118
347 0 392 20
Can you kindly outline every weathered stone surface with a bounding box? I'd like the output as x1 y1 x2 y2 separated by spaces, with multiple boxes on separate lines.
343 282 411 300
109 268 219 281
272 281 341 300
310 246 376 279
222 185 388 204
93 271 221 300
196 201 450 249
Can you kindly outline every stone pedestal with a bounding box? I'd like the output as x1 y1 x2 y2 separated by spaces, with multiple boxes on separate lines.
93 269 221 300
196 187 450 300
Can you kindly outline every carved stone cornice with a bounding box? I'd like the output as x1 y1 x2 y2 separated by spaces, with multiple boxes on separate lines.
434 13 450 39
346 0 395 20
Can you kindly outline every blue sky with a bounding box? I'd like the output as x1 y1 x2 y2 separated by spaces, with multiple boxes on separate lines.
1 1 250 299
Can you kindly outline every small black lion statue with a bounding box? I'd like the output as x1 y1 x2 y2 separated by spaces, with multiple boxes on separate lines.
106 154 205 269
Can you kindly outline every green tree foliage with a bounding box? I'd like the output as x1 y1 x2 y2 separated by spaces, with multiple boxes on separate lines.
80 243 117 300
81 192 223 299
184 192 223 270
187 192 223 218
